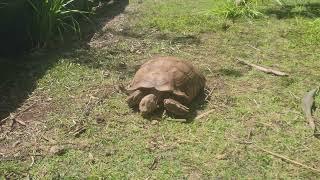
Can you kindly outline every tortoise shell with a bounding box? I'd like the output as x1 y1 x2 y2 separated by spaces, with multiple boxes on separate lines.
127 56 205 103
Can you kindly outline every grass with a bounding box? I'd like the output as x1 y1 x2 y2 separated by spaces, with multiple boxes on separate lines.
0 0 93 55
293 18 320 45
208 0 265 19
27 0 91 47
1 0 320 178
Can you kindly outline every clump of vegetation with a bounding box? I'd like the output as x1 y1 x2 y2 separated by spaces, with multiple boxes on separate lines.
0 0 97 56
210 0 264 19
286 15 320 46
295 18 320 45
27 0 91 47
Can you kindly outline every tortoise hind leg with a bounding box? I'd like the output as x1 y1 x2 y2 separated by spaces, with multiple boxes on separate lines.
163 98 189 116
127 90 145 107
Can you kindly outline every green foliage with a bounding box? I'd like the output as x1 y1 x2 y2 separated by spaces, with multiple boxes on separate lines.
209 0 264 19
27 0 91 47
303 18 320 45
146 14 220 33
138 0 221 33
0 0 95 55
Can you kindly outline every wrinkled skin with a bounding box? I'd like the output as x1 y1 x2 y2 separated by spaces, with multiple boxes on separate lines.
163 98 190 116
139 94 158 115
127 90 190 116
126 89 145 107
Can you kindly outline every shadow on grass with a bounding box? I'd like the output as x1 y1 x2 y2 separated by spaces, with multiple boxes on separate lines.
0 0 129 120
265 2 320 19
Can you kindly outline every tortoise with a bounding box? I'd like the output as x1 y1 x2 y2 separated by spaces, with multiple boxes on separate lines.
126 56 206 116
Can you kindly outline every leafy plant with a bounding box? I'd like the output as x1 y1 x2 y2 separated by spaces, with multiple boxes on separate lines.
300 18 320 45
27 0 91 47
209 0 264 19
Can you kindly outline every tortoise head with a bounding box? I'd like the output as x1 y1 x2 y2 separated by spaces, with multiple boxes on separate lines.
139 94 158 115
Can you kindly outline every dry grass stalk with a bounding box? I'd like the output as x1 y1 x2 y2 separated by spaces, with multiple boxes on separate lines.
237 58 288 76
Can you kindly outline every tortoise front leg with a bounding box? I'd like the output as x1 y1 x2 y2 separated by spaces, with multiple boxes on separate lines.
126 90 145 107
163 98 190 116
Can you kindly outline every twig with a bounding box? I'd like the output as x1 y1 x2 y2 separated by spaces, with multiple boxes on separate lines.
149 156 161 170
29 156 35 167
254 121 276 130
253 144 320 174
246 44 261 51
73 127 87 138
195 109 215 120
167 118 187 123
236 139 320 174
237 58 288 76
13 119 27 126
205 88 214 102
274 0 284 6
0 102 36 125
289 91 300 100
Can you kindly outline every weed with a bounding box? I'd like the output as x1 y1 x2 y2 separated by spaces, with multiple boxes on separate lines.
287 17 320 46
208 0 264 19
27 0 91 47
300 18 320 45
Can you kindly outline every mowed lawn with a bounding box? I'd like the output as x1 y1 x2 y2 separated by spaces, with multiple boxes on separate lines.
1 0 320 178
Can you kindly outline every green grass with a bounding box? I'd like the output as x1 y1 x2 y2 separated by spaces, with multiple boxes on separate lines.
0 0 94 54
27 0 91 47
1 0 320 178
292 18 320 45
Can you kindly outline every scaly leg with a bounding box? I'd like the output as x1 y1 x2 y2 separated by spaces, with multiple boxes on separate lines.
126 90 145 107
163 98 189 116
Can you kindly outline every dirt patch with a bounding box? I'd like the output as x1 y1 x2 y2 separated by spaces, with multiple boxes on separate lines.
88 0 135 49
0 92 53 159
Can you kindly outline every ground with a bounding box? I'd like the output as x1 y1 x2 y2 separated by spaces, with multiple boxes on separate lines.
1 0 320 178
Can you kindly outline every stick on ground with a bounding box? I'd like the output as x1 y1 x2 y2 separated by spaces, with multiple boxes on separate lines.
0 102 36 125
237 58 288 76
195 109 215 120
254 144 320 173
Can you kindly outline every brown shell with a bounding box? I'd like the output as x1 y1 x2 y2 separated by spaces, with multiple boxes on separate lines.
127 56 206 103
